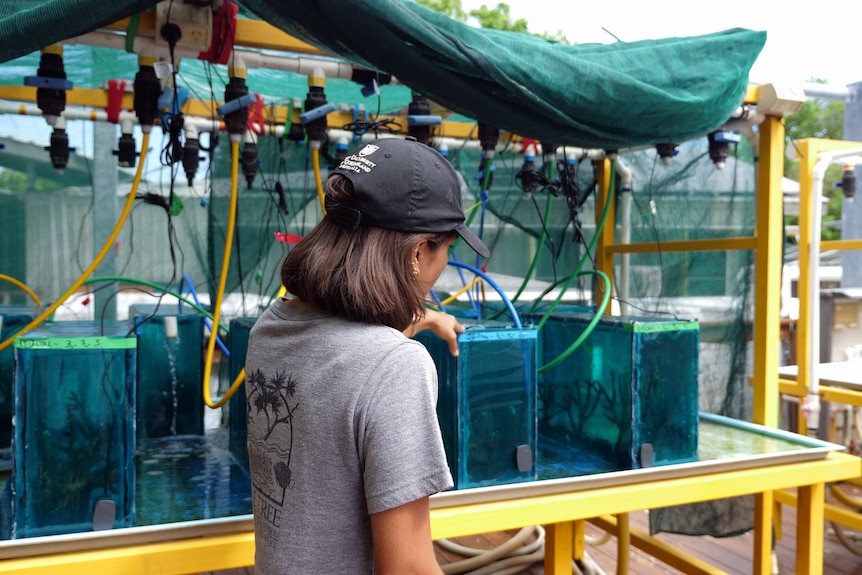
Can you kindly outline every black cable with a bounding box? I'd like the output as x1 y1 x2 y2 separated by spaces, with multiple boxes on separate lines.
341 117 402 137
646 152 664 301
159 1 185 169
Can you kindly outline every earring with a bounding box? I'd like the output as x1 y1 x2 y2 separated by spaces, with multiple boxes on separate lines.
411 260 420 280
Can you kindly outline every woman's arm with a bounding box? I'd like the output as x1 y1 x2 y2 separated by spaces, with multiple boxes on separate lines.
371 496 443 575
406 308 465 356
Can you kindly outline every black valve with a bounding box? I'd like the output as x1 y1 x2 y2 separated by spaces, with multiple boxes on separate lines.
478 122 499 154
182 137 202 186
133 60 162 131
115 133 137 168
46 127 71 174
35 49 67 123
303 76 329 143
240 141 260 189
708 131 740 170
223 74 250 138
655 142 677 165
707 132 728 169
516 151 541 194
407 94 432 145
841 165 857 201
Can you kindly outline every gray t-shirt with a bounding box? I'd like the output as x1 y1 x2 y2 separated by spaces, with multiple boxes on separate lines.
244 299 453 575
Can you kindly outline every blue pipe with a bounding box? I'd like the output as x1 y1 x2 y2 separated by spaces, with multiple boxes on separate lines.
447 261 522 329
178 273 230 357
429 289 447 313
448 251 479 314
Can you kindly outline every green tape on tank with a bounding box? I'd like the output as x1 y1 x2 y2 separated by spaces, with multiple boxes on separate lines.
626 321 700 333
14 336 137 350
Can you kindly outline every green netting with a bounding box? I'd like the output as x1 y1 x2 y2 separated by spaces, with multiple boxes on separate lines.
0 1 153 64
241 0 765 148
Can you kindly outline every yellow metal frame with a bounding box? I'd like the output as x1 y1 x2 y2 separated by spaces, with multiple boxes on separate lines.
0 453 857 575
787 138 862 409
590 107 787 574
0 86 493 142
767 137 862 554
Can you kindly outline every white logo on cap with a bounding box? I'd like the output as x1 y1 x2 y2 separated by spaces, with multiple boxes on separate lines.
358 144 379 157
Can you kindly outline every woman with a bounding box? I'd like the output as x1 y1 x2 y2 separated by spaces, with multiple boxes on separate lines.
245 137 490 574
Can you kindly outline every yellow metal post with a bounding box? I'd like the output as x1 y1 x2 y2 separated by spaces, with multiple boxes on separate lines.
615 512 630 575
753 491 774 574
590 515 726 574
752 114 784 429
796 482 826 575
545 521 574 574
795 138 817 420
573 519 585 560
751 113 784 575
594 158 615 310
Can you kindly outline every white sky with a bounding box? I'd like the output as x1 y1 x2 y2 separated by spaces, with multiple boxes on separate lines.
462 0 862 87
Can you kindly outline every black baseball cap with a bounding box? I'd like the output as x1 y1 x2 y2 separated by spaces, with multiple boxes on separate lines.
327 137 490 259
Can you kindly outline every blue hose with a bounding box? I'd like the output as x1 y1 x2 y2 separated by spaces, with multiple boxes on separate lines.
178 273 230 357
447 260 522 329
448 251 479 314
429 289 447 313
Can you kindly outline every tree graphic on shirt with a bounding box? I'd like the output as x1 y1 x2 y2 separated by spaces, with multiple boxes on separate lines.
247 368 299 491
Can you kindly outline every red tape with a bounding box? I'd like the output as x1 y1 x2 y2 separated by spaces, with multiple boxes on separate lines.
106 79 126 124
199 0 238 65
247 93 266 135
274 232 303 245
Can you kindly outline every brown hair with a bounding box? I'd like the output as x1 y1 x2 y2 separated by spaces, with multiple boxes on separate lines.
281 175 453 331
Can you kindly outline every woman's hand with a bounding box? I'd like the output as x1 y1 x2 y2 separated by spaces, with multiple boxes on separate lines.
408 309 465 356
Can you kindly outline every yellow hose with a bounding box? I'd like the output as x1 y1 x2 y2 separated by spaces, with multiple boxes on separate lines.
312 145 326 215
0 274 42 307
439 277 482 308
225 285 286 405
204 142 317 408
0 131 150 353
202 139 243 409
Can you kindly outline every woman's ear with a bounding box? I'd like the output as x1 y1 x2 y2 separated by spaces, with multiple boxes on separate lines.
413 240 429 262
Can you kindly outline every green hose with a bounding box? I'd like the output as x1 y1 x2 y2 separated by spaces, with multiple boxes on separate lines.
531 160 616 331
82 275 230 334
537 269 611 373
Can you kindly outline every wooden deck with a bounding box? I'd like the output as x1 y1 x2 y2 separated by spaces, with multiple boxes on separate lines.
203 487 862 574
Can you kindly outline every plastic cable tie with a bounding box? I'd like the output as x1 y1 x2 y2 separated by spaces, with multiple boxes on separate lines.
407 115 442 126
299 102 337 125
24 76 72 90
106 79 127 124
714 131 742 143
217 93 256 117
361 78 379 98
247 93 267 135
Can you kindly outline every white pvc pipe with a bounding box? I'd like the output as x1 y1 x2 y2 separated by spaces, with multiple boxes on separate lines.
0 101 138 124
802 82 852 101
65 31 359 81
723 105 765 154
615 158 633 316
805 146 862 432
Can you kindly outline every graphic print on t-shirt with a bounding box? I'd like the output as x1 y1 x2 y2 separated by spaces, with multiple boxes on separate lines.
246 368 299 508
